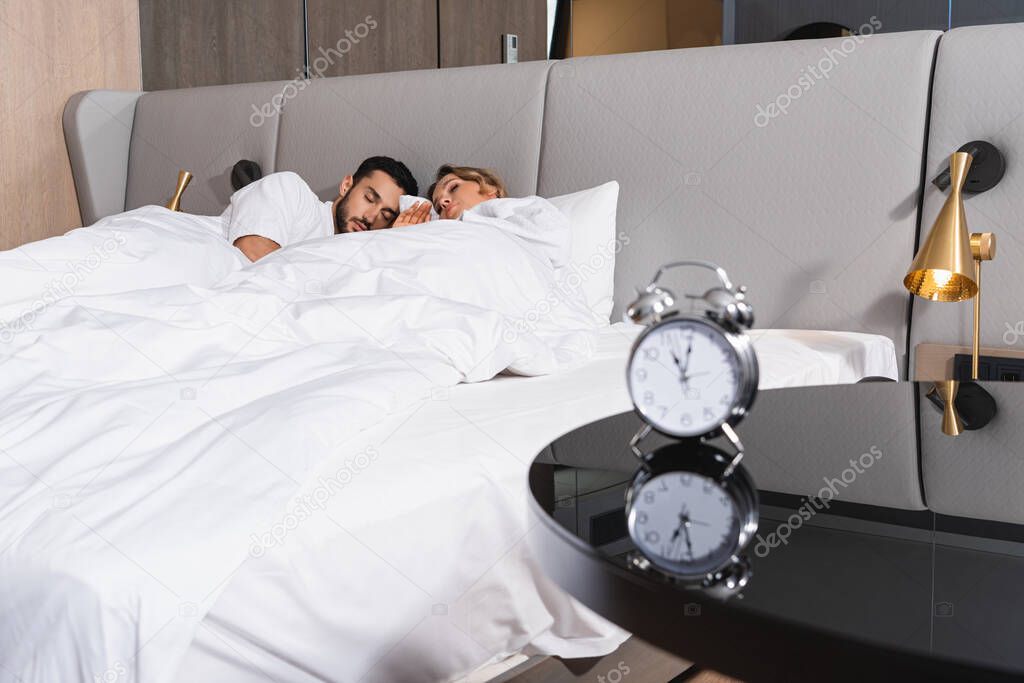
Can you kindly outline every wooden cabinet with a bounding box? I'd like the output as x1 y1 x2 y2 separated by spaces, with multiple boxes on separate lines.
140 1 549 91
306 0 438 77
140 0 305 90
439 0 548 67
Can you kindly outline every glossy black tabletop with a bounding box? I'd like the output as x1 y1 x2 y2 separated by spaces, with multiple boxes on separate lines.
527 381 1024 682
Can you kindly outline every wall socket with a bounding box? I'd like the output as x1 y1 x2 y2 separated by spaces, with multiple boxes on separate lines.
502 34 519 63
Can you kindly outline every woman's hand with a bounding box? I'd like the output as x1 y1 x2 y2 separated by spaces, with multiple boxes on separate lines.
392 201 432 228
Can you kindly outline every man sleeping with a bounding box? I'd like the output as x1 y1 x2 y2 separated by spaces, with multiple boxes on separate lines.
227 155 418 262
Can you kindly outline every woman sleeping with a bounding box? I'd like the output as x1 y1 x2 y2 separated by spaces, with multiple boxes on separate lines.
394 164 573 270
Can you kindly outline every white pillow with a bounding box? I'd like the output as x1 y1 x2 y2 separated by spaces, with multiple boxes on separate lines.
548 181 620 322
399 194 440 221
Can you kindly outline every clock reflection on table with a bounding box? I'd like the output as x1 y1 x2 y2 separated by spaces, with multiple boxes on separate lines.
528 380 1024 682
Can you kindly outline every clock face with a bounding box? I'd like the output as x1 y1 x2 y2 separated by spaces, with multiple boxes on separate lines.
628 471 740 577
628 318 742 437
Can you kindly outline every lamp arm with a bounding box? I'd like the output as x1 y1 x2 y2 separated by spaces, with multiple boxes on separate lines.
969 231 996 381
973 259 981 380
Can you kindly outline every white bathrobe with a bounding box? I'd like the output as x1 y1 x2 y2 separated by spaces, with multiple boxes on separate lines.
222 171 334 247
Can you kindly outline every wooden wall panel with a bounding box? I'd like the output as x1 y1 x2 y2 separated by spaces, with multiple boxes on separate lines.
0 0 141 248
307 0 438 77
439 0 548 68
139 0 305 90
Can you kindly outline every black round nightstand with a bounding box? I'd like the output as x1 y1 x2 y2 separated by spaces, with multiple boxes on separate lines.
527 381 1024 683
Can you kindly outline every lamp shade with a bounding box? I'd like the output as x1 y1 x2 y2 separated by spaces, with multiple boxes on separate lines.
903 152 978 301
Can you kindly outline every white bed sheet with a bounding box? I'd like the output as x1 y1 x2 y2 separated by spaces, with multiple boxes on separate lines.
173 323 898 683
0 214 601 683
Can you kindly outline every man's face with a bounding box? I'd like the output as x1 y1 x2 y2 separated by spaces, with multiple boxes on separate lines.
333 170 403 233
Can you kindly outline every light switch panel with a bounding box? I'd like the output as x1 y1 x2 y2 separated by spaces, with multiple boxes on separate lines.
502 34 519 63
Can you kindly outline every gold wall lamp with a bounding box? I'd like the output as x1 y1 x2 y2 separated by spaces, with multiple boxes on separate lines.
907 141 1004 435
166 170 193 212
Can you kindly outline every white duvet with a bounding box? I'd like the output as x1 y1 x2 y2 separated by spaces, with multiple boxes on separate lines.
0 206 602 683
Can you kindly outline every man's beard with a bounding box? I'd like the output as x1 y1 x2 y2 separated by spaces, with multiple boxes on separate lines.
333 195 370 234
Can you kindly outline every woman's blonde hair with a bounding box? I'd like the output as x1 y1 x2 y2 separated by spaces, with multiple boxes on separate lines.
428 164 508 201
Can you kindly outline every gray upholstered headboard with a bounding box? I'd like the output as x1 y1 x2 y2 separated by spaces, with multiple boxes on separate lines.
911 25 1024 524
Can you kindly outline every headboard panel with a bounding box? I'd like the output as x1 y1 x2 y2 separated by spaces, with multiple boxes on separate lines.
63 90 143 227
538 32 941 371
125 81 290 215
273 61 552 202
910 25 1024 523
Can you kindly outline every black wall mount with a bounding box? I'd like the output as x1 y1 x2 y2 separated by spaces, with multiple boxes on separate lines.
932 140 1006 193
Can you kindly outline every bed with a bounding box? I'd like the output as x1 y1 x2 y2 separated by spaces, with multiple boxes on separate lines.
0 203 896 683
3 25 960 683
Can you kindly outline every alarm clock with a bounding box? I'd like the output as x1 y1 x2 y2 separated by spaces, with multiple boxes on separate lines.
625 441 758 597
622 260 759 596
625 262 758 439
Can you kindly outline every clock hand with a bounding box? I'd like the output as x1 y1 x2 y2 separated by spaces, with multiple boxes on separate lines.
677 333 694 390
681 518 694 560
673 507 695 560
668 507 689 557
680 334 694 376
669 348 691 390
670 349 683 372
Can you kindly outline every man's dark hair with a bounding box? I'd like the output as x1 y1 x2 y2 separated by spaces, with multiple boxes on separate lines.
352 156 418 196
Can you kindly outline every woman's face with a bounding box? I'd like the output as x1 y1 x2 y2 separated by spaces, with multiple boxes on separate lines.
431 174 497 220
